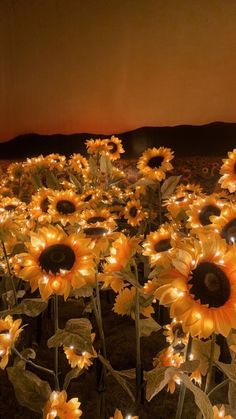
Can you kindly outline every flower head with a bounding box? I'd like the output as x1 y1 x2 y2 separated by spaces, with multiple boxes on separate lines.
0 315 23 369
43 390 82 418
137 147 174 182
219 149 236 193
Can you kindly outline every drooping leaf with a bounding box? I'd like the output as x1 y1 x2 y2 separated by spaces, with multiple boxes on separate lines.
192 338 220 376
98 355 135 402
161 176 181 200
47 318 93 353
139 317 161 337
215 361 236 384
145 365 170 401
69 173 82 191
180 374 213 419
118 368 136 380
44 170 60 189
8 298 48 317
179 360 200 373
7 366 51 413
63 367 83 391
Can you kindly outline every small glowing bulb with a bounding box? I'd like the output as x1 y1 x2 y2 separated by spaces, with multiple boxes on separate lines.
70 345 74 350
0 349 6 356
49 409 57 418
175 378 181 385
189 354 194 361
219 411 224 418
126 415 132 419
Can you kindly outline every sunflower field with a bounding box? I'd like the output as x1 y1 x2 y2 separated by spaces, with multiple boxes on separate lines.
0 137 236 419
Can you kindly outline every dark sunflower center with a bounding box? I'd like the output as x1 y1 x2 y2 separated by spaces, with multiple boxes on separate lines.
74 349 83 356
108 141 118 153
154 238 171 253
4 205 17 211
172 323 185 338
84 194 92 202
56 200 76 214
39 244 75 274
40 198 49 213
176 196 185 202
147 156 164 169
129 206 138 217
189 262 230 308
199 205 221 226
83 227 109 236
87 216 106 224
221 219 236 244
185 189 194 193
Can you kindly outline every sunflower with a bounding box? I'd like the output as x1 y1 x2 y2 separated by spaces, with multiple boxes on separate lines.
14 225 95 300
175 183 202 196
100 233 141 292
110 410 138 419
7 162 24 181
23 155 48 173
165 191 195 221
142 223 177 266
0 213 20 242
28 188 54 223
48 190 83 226
212 405 233 419
80 188 101 206
211 203 236 245
155 233 236 338
186 194 224 231
68 153 89 176
0 315 23 369
163 319 188 349
85 138 111 155
64 343 96 369
153 346 184 393
0 196 26 215
45 153 66 171
124 199 146 227
113 287 154 319
43 390 82 419
137 147 174 182
81 208 117 235
106 136 125 161
219 149 236 193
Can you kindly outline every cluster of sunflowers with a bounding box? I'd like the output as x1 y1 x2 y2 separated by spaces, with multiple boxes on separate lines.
0 137 236 419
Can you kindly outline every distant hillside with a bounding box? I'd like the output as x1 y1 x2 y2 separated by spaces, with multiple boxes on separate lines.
0 122 235 159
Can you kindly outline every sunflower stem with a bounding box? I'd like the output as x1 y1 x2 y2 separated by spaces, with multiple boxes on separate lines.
157 182 162 226
204 333 216 394
134 260 143 405
175 335 193 419
2 240 17 307
13 347 59 384
53 294 60 391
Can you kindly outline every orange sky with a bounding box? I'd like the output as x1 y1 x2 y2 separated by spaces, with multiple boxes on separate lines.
1 0 236 142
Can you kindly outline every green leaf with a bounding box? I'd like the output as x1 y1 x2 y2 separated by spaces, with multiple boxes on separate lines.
31 173 43 189
63 367 83 391
118 368 136 380
179 374 213 419
69 173 82 191
192 339 220 376
6 298 48 317
161 176 181 199
44 170 60 189
7 366 51 413
98 355 135 402
215 361 236 384
179 360 200 373
100 155 112 175
139 317 161 337
47 318 93 353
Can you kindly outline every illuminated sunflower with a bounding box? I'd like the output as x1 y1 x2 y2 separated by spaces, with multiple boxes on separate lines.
28 188 54 223
155 233 236 338
186 194 224 231
212 405 233 419
100 233 141 292
43 390 82 419
137 147 174 182
106 136 125 161
80 188 101 206
0 196 26 215
81 208 117 234
14 225 95 300
175 183 202 196
219 149 236 193
0 315 23 369
49 190 83 226
113 287 154 319
23 155 48 173
111 166 125 181
7 162 24 181
211 203 236 245
0 213 20 242
45 153 66 171
142 223 177 266
189 368 202 386
163 319 188 349
68 153 89 176
165 192 195 221
110 410 138 419
124 199 146 227
86 138 110 155
64 342 96 369
153 346 184 393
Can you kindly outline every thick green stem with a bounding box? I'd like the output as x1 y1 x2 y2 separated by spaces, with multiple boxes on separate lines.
13 347 59 389
134 261 142 405
175 335 193 419
204 333 216 393
53 295 60 390
2 240 17 306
